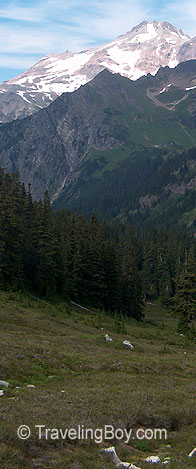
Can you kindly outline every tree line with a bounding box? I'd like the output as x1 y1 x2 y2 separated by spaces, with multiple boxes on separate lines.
1 167 196 328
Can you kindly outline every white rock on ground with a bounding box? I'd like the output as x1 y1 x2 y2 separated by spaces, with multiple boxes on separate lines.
105 334 113 342
0 380 9 387
100 446 141 468
123 340 134 350
117 463 142 468
0 390 4 396
145 455 161 463
188 447 196 458
27 384 35 388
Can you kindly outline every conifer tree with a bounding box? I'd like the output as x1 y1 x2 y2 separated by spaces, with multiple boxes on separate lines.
119 241 144 320
0 170 26 288
84 214 106 307
102 240 120 311
159 269 173 307
173 249 196 332
34 192 57 297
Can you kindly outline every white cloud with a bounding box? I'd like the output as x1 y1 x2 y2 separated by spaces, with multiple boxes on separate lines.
161 0 196 37
0 2 45 22
0 54 39 70
0 0 150 54
0 22 92 55
0 0 92 24
76 0 150 40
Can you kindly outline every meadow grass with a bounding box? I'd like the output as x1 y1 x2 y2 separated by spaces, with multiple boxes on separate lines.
0 291 196 468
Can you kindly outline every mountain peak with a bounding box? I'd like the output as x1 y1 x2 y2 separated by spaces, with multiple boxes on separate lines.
0 20 194 123
126 19 189 40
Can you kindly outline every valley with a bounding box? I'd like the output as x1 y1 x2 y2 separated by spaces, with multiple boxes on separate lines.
1 17 196 469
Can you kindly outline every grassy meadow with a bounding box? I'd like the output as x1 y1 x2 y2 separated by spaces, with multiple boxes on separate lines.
0 291 196 468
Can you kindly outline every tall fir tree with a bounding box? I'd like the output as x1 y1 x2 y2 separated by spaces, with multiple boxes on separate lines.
173 249 196 333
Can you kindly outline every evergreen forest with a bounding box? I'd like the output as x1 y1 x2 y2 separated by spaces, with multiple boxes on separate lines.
1 167 196 331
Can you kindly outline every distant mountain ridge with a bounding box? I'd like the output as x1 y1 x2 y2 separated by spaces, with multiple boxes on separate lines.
0 20 196 123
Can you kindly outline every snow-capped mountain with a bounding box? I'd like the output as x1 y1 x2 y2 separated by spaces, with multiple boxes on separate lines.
0 20 194 122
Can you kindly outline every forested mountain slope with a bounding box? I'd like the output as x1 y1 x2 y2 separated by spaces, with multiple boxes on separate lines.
54 146 196 231
1 63 196 229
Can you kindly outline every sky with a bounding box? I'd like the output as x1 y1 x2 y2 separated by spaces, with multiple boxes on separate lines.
0 0 196 84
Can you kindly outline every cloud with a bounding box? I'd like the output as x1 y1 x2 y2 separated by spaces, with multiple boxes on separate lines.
0 23 87 54
0 54 39 70
0 0 94 24
160 0 196 37
0 2 45 22
78 0 150 40
0 0 150 54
